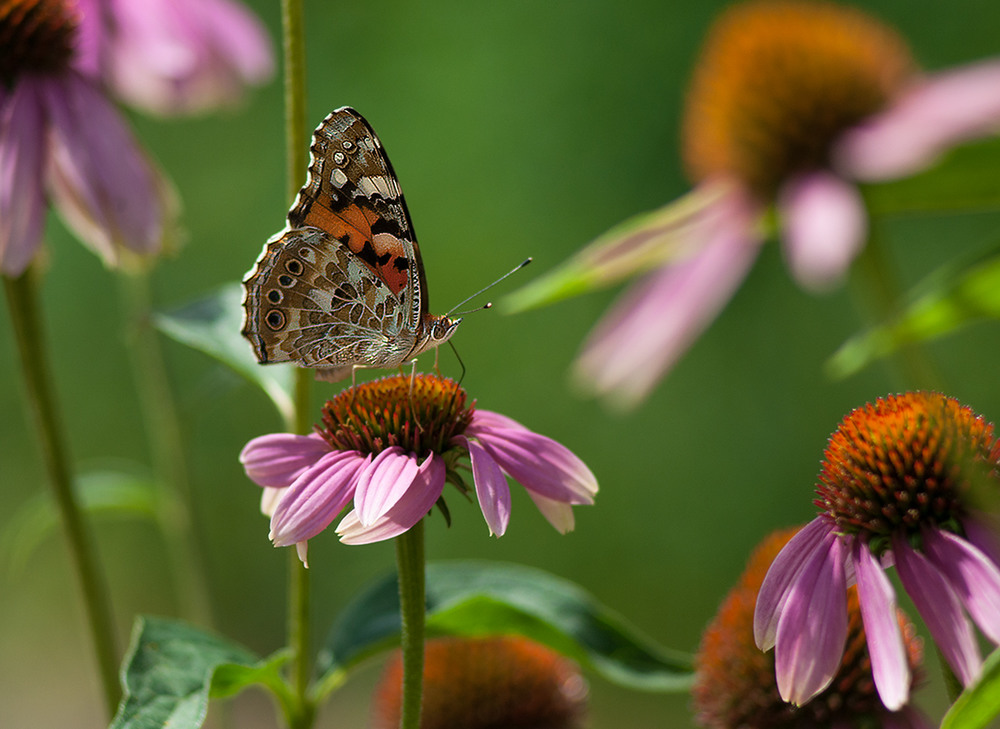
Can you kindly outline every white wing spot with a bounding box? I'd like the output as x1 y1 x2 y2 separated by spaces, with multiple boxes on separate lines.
331 169 349 188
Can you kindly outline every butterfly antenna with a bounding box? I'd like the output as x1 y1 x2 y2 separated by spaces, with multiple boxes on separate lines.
445 258 532 317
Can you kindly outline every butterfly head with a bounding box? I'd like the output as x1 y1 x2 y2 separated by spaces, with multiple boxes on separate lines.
428 314 462 346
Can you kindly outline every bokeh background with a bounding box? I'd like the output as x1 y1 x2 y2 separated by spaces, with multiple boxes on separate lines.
2 1 1000 727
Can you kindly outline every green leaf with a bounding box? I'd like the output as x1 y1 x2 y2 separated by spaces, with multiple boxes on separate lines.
110 616 286 729
153 283 294 422
315 560 694 696
865 136 1000 217
941 646 1000 729
827 243 1000 378
501 182 735 313
1 469 158 576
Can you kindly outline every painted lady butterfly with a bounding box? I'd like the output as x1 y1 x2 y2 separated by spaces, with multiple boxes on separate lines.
242 107 460 382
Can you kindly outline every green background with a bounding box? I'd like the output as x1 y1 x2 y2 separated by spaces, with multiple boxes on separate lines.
2 1 1000 726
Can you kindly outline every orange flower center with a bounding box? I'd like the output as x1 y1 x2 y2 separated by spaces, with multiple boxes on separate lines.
0 0 77 86
319 373 473 457
682 0 914 199
815 392 1000 546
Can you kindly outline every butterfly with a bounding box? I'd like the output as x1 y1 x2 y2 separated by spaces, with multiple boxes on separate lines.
242 107 461 383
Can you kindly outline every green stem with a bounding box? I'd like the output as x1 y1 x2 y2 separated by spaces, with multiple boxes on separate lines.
851 228 942 391
280 1 315 727
118 272 215 624
3 269 121 716
395 520 426 729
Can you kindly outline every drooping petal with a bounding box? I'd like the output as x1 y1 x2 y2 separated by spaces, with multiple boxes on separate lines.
0 81 47 276
774 531 849 706
41 73 166 267
962 515 1000 568
836 59 1000 181
269 450 368 547
96 0 273 115
525 491 576 534
337 454 446 545
778 171 867 291
854 539 910 711
923 527 1000 645
574 183 761 408
892 534 982 686
466 413 596 505
353 447 420 527
260 486 283 517
454 435 511 537
754 517 831 650
240 432 331 488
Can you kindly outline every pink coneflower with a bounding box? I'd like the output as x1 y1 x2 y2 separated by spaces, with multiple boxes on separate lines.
74 0 273 116
695 527 928 729
240 374 598 565
371 636 588 729
1 0 170 274
512 0 1000 407
754 393 1000 711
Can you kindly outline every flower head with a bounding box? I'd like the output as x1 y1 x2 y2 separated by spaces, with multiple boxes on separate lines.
755 393 1000 710
510 0 1000 408
1 0 172 274
371 636 588 729
695 528 927 729
240 374 598 565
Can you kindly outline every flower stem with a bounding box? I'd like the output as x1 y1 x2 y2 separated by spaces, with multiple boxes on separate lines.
118 271 215 624
3 269 121 716
395 519 426 729
851 227 942 390
281 1 315 727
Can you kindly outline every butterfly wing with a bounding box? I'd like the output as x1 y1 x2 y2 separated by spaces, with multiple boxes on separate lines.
287 107 429 329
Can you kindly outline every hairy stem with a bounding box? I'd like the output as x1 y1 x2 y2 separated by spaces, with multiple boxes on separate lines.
395 520 426 729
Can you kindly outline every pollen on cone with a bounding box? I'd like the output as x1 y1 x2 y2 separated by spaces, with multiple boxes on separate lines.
371 636 587 729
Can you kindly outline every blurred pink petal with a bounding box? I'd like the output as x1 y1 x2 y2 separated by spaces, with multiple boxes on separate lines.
923 528 1000 644
338 455 447 545
854 539 910 711
575 185 760 408
525 492 575 534
836 59 1000 181
41 73 164 266
779 171 867 291
0 82 47 276
240 432 330 488
96 0 273 115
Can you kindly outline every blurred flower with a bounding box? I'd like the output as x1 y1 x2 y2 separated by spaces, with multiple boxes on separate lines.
372 636 588 729
754 393 1000 710
695 527 928 728
1 0 172 274
74 0 273 116
508 0 1000 407
240 374 597 565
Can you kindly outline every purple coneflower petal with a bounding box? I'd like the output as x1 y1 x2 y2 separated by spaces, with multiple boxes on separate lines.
454 435 511 537
0 82 47 276
854 539 910 711
755 517 830 650
467 412 596 505
260 486 283 518
778 171 866 291
962 516 1000 568
574 183 761 408
774 531 848 705
337 454 446 545
882 707 934 729
923 527 1000 644
836 59 1000 181
892 533 982 686
525 491 575 533
269 450 367 547
354 447 420 527
240 432 331 488
41 73 164 266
